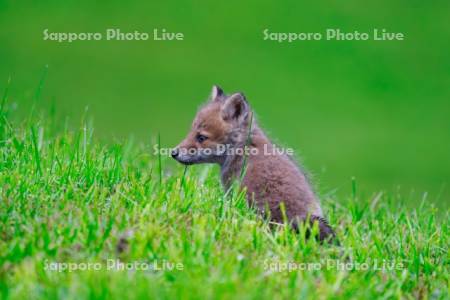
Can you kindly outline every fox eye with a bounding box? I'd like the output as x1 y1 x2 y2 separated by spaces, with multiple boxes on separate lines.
196 134 208 143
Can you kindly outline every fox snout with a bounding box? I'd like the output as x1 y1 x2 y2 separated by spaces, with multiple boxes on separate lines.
171 138 213 165
171 143 222 165
171 144 197 165
171 148 179 158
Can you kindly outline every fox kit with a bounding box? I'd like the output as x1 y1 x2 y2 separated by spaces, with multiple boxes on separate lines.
172 86 335 241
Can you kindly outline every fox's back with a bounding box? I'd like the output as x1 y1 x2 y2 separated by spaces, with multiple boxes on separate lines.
237 142 322 223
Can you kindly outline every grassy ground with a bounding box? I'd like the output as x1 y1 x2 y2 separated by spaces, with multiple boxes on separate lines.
0 104 448 299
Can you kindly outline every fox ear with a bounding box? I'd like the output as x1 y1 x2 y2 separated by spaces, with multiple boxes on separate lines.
221 93 249 122
211 85 224 102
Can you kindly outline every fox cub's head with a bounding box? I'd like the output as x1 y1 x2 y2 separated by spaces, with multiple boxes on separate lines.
172 85 252 165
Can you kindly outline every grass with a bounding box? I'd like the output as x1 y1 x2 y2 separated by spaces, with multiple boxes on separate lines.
0 102 448 299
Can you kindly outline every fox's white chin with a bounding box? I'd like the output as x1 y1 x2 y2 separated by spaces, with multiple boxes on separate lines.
173 155 217 165
173 157 195 165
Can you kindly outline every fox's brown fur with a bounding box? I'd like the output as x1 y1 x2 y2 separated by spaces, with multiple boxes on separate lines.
172 86 336 242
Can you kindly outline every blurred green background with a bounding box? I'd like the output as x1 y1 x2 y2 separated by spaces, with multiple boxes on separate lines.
1 1 449 204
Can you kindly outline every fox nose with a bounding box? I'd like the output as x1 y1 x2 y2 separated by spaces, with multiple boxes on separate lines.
171 148 179 158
